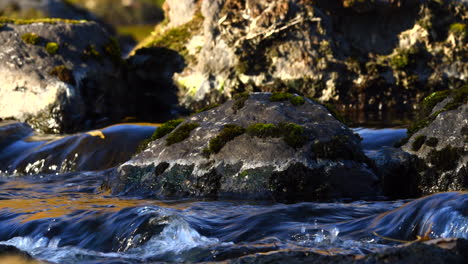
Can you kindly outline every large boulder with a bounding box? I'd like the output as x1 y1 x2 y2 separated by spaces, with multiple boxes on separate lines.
401 87 467 194
0 19 128 133
136 0 467 117
110 93 380 202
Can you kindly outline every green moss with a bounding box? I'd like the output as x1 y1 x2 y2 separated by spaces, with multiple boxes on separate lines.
49 65 75 85
313 135 362 161
83 44 101 59
428 146 463 171
323 103 346 124
205 124 245 155
290 96 305 106
0 17 86 25
135 119 184 153
421 90 451 114
146 11 203 60
21 32 40 45
277 122 307 149
232 92 250 112
425 137 439 148
166 122 199 146
270 92 293 102
390 51 409 70
246 123 280 138
45 42 59 54
411 135 427 151
449 23 467 38
104 37 122 65
246 122 307 149
195 104 220 114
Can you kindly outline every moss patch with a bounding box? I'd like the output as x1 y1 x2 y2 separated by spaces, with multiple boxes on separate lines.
412 135 427 151
204 124 245 155
83 44 101 60
449 23 466 38
45 42 59 54
145 11 203 60
21 32 40 45
0 17 86 25
49 65 75 85
135 119 184 153
313 135 365 161
246 122 307 149
270 92 294 102
290 96 305 106
232 92 249 112
166 122 199 146
195 104 220 114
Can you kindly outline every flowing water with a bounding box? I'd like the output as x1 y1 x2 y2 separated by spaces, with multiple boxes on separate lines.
0 125 466 263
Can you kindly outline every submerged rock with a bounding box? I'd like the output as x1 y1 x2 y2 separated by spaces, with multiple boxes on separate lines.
402 88 467 194
136 0 467 117
223 238 468 264
110 93 379 202
0 19 127 133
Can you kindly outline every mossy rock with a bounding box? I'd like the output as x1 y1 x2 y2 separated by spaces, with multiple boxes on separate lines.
232 92 250 112
246 122 307 149
204 124 245 155
136 119 184 153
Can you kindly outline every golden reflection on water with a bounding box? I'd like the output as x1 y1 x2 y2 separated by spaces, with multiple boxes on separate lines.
0 180 194 223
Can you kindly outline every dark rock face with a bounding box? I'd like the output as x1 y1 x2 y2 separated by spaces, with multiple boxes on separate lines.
0 244 39 263
0 121 32 148
110 93 380 202
0 20 127 133
223 239 468 264
402 91 467 194
138 0 467 117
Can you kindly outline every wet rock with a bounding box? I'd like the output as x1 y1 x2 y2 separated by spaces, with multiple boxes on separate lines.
222 238 468 264
110 93 379 202
135 0 467 117
0 19 127 133
371 147 421 198
402 88 467 194
0 244 41 263
0 124 156 175
0 121 32 148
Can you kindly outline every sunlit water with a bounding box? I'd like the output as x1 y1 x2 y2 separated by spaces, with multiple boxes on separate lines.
0 127 466 263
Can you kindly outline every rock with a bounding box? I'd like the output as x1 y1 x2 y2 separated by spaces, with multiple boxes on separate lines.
0 124 156 175
135 0 467 118
0 0 113 31
402 87 468 194
0 244 42 264
371 147 421 199
0 19 128 133
109 93 380 202
0 121 32 148
220 238 468 264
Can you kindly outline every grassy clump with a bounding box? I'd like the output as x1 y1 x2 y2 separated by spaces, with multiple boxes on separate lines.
0 17 86 25
290 96 305 106
246 123 279 138
246 122 307 148
411 135 426 151
425 137 439 148
232 92 250 112
166 123 199 146
270 93 306 106
428 146 463 171
205 124 245 154
195 104 220 114
449 23 467 38
45 42 59 54
135 119 184 153
49 65 75 85
270 92 293 102
21 33 41 45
